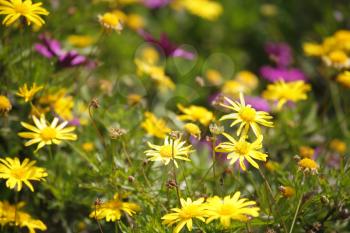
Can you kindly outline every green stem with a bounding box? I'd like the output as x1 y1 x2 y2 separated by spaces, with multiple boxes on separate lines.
289 194 303 233
329 82 349 137
171 139 181 205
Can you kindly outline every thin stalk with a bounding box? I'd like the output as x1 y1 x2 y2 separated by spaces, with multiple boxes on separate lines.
289 195 302 233
88 105 106 150
211 136 217 186
329 82 349 137
171 139 181 205
94 202 104 233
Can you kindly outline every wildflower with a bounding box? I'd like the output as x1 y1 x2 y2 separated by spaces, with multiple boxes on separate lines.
262 80 311 109
126 13 145 30
82 142 94 152
279 186 295 198
303 42 324 56
323 50 350 69
139 30 195 60
145 136 193 167
221 80 246 97
67 35 95 48
98 12 123 32
245 96 271 112
205 192 260 227
220 93 273 137
260 66 307 82
184 123 201 139
89 193 140 222
205 69 222 86
216 133 268 171
162 198 206 233
265 160 280 172
299 146 315 158
0 157 47 192
264 42 292 67
0 95 11 114
141 112 171 139
0 0 49 27
329 139 347 155
235 71 259 91
298 158 319 174
16 83 43 103
143 0 171 9
109 127 126 139
177 104 214 126
18 115 77 151
127 94 143 106
0 201 47 232
336 71 350 88
209 122 224 135
173 0 223 21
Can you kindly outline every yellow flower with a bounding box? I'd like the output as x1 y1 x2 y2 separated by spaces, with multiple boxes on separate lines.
216 133 268 171
82 142 94 152
18 115 77 151
323 50 350 69
205 192 260 227
98 12 123 32
298 158 319 174
135 58 175 91
0 201 47 233
299 146 315 158
184 123 201 139
0 157 47 192
16 83 43 102
0 0 49 27
303 42 324 56
329 139 347 155
127 13 145 30
0 95 11 114
262 80 311 110
336 71 350 88
145 136 193 167
139 47 160 65
235 71 258 91
162 198 206 233
141 112 171 139
39 89 74 120
67 35 95 48
221 80 246 97
127 93 143 106
89 193 140 222
205 69 223 86
220 93 273 137
265 160 280 172
177 104 214 126
174 0 223 21
279 186 295 198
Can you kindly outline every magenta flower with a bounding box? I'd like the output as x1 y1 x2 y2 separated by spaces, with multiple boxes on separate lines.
245 96 271 112
35 34 92 68
260 66 307 82
138 30 195 60
265 42 292 67
143 0 172 9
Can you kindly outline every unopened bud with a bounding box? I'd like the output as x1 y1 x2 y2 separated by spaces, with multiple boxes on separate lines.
209 123 224 135
90 98 100 109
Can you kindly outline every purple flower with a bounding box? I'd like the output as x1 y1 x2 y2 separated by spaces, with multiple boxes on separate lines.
245 96 271 112
143 0 172 8
138 30 195 60
35 34 63 58
35 34 93 69
265 42 292 67
260 66 307 82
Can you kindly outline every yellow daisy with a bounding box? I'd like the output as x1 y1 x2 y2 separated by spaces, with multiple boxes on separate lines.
220 93 273 137
162 198 206 233
262 80 311 110
177 104 214 126
16 83 43 103
298 158 319 174
89 193 140 222
145 136 193 167
0 0 49 27
205 192 260 228
141 112 171 139
0 95 11 115
215 133 268 171
98 12 123 32
18 115 77 151
0 157 47 192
